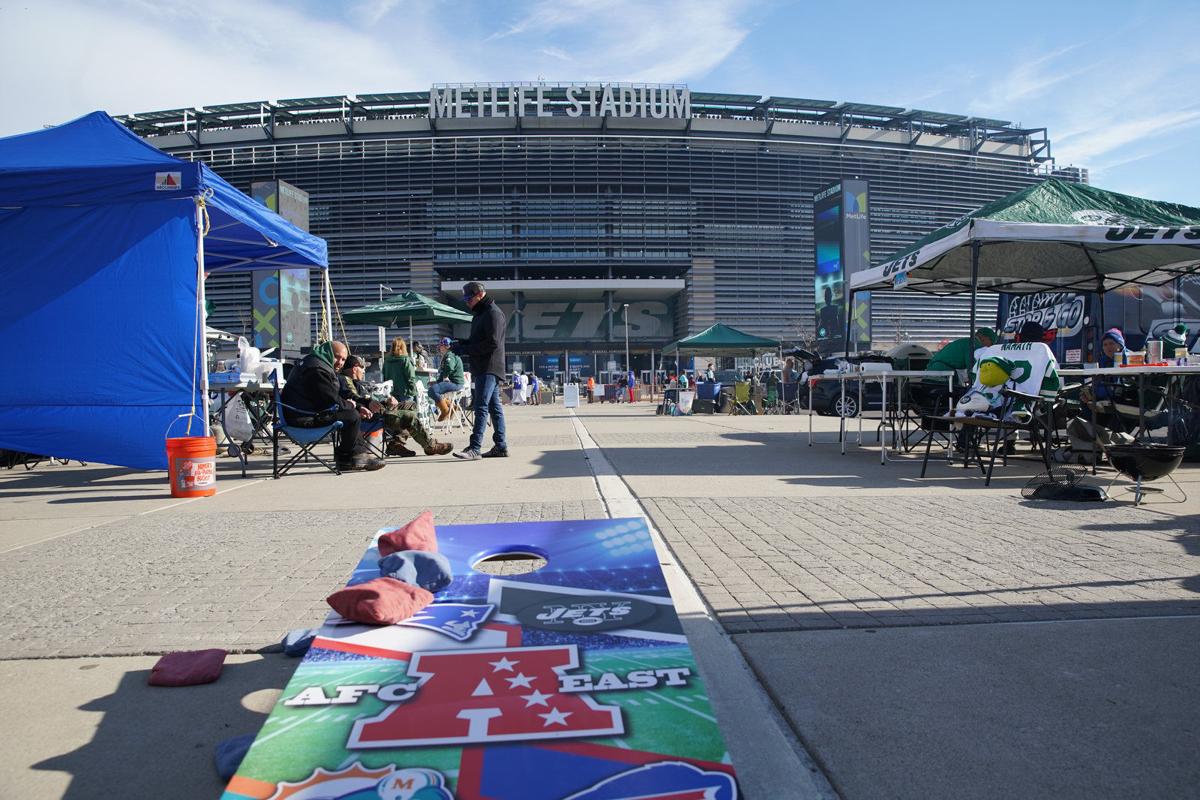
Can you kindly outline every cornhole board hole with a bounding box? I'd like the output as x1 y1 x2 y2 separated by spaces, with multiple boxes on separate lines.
222 518 739 800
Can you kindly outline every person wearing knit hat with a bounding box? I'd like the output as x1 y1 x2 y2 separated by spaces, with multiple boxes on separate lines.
1100 328 1126 368
1162 323 1189 357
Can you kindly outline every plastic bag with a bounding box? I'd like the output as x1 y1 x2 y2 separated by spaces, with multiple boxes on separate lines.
236 337 261 375
225 393 256 444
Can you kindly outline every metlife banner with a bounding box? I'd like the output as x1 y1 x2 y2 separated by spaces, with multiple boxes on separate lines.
813 180 871 354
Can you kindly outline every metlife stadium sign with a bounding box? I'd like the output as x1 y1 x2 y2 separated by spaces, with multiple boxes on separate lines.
430 83 692 120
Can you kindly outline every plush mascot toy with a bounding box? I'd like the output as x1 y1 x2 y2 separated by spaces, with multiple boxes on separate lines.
955 356 1015 418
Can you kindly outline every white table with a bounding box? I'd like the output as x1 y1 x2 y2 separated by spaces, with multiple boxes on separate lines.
1059 365 1200 377
1060 364 1200 441
808 369 955 463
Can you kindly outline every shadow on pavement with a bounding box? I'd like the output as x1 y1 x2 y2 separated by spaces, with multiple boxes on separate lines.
34 655 296 798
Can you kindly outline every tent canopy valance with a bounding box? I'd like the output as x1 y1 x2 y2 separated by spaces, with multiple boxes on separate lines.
663 323 780 355
850 178 1200 296
0 111 327 273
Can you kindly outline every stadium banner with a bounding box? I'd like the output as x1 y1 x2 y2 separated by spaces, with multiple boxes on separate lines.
843 179 872 348
222 518 739 800
814 180 871 353
813 181 844 353
250 180 312 357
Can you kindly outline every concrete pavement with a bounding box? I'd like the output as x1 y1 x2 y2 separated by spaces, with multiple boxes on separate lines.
1 401 1198 798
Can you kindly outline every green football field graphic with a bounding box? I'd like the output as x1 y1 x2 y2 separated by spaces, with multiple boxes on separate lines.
237 645 729 790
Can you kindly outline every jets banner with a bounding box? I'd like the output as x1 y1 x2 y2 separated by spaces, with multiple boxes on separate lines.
222 518 739 800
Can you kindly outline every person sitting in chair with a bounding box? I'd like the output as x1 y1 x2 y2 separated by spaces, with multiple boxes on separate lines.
340 356 452 458
383 338 419 404
281 341 384 472
427 338 465 421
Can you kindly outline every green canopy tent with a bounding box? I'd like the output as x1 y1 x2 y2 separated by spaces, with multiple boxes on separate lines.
663 323 781 373
847 178 1200 342
341 290 472 350
664 323 781 356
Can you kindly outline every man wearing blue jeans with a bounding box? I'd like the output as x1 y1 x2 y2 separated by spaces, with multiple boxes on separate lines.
454 282 509 460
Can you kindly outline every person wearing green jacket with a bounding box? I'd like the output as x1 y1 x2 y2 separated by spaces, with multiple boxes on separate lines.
926 327 996 379
383 338 419 403
428 337 466 421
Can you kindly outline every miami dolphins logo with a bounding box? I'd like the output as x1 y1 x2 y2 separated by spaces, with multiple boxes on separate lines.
268 764 453 800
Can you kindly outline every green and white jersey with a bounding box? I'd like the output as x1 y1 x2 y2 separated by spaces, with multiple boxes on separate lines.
968 342 1062 400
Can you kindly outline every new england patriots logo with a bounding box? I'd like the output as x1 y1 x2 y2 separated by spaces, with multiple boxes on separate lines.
398 603 495 642
564 762 738 800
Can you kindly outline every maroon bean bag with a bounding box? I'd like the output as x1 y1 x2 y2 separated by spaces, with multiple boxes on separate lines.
327 577 433 625
148 648 227 686
377 510 438 556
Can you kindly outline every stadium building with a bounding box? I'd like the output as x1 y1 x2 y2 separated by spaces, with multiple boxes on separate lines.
119 83 1071 378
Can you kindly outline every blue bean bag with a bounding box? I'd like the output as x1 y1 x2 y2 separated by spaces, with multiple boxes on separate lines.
281 628 318 657
214 733 256 781
378 549 453 592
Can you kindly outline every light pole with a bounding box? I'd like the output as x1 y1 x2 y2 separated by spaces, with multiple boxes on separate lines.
623 303 631 384
377 283 394 355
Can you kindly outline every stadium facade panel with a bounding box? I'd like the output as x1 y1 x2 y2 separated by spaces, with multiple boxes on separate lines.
121 85 1063 375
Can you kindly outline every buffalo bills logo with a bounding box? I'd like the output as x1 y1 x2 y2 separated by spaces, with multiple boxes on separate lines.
563 762 738 800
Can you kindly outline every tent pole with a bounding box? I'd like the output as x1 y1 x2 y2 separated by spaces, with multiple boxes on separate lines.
322 272 332 343
196 199 210 438
843 288 855 357
409 317 414 349
968 239 980 341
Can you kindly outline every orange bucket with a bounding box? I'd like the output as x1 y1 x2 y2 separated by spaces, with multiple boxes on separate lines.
166 436 217 498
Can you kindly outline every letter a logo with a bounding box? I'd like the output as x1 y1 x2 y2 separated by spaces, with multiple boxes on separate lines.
347 645 623 748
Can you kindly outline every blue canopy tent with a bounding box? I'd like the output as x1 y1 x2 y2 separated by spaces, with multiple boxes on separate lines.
0 112 328 469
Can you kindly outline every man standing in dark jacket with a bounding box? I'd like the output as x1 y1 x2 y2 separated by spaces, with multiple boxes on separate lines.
454 282 509 460
281 341 384 471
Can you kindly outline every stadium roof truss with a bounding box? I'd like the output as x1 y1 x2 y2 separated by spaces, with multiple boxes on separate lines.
114 88 1053 163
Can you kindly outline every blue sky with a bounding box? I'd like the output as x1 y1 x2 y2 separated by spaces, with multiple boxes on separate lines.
2 0 1198 204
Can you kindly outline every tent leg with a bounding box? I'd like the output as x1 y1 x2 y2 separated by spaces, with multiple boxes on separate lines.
968 239 980 340
196 199 210 438
844 288 855 356
322 272 333 342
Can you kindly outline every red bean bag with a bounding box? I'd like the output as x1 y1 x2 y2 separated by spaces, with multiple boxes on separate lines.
377 510 438 555
148 648 227 686
327 577 433 625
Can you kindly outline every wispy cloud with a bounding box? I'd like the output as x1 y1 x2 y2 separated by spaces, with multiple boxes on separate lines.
967 44 1088 115
353 0 404 27
539 46 573 63
1058 109 1200 168
486 0 749 82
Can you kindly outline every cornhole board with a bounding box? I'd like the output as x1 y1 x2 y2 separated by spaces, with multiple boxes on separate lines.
223 517 739 800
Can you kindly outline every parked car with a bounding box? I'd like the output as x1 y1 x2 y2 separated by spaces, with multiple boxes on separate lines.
807 355 894 418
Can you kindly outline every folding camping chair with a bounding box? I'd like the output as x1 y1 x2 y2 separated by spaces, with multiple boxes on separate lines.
435 389 469 433
361 416 387 459
923 388 1057 485
763 382 781 414
272 378 344 478
728 381 755 415
779 381 803 415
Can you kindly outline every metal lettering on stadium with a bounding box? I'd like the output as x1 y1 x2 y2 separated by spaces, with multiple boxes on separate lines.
430 83 692 120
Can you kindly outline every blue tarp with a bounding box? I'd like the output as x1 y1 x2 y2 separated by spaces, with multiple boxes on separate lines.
0 112 328 469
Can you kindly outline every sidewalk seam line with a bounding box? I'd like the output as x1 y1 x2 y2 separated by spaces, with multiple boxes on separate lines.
566 407 839 800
